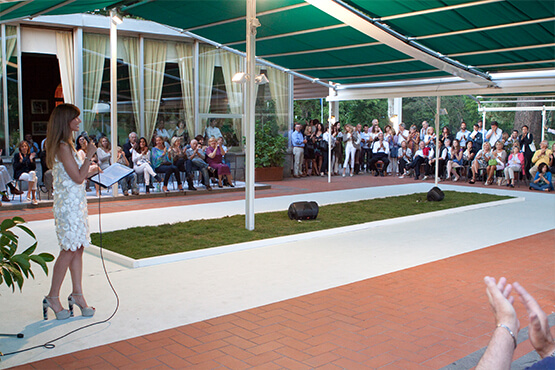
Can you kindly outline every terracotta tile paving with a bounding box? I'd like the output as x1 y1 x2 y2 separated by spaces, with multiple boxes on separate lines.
10 229 554 369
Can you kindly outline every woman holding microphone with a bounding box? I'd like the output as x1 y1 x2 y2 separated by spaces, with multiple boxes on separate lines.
43 104 99 320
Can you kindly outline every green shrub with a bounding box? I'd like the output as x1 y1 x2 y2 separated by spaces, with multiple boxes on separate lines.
255 121 288 168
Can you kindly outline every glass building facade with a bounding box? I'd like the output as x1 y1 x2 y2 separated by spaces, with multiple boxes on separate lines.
0 15 293 160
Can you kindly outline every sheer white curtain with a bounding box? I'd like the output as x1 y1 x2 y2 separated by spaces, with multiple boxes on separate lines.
144 39 167 141
123 37 140 132
83 33 107 133
199 44 216 133
220 50 243 141
176 42 195 141
56 32 74 104
267 66 289 131
1 26 17 80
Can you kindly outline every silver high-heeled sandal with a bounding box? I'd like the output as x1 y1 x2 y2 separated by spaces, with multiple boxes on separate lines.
68 293 95 317
43 296 71 320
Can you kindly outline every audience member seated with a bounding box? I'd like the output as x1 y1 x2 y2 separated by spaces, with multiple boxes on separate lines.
76 134 101 195
169 136 196 190
131 137 160 194
96 136 111 171
152 135 183 192
217 137 228 161
368 132 390 177
476 277 555 369
397 140 412 178
529 163 553 192
485 141 507 186
446 139 463 181
470 142 492 184
186 139 212 191
529 140 552 179
116 146 139 196
403 141 429 180
0 156 24 203
462 140 476 172
13 140 39 205
123 132 138 167
206 136 234 188
503 144 524 188
428 139 448 180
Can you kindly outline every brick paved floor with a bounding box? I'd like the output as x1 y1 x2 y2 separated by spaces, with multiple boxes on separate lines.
11 229 554 369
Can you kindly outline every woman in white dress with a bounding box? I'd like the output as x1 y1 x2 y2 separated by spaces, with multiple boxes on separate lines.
43 104 99 320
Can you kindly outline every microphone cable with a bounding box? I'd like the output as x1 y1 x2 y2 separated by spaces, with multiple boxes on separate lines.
1 173 120 359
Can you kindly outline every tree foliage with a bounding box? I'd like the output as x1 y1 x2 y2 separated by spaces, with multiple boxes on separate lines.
339 99 388 126
402 96 481 132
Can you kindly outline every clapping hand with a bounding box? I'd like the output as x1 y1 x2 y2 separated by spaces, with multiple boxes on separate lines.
513 282 555 358
483 276 519 334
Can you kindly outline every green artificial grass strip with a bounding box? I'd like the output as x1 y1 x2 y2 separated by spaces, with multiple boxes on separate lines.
91 191 510 259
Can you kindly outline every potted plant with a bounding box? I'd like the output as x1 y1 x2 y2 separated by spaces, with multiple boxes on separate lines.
255 121 288 181
0 217 54 292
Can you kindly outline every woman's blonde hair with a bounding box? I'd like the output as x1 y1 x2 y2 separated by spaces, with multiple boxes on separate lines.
170 136 181 147
45 104 80 168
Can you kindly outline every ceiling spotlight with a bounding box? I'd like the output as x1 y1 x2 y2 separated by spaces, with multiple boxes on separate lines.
254 73 269 85
111 10 123 25
232 72 248 84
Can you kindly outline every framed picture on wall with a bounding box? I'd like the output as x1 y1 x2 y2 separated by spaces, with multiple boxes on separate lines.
31 100 49 114
32 121 48 136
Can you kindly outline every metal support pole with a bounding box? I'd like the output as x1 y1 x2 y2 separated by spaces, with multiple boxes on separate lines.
193 41 199 139
320 98 323 124
434 96 440 186
139 35 145 138
245 0 259 230
328 114 335 183
482 110 487 148
16 25 23 144
74 27 84 112
1 24 9 153
110 11 119 196
541 106 546 142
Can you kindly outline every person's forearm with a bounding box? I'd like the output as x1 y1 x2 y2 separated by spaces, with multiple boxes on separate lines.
476 327 515 370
